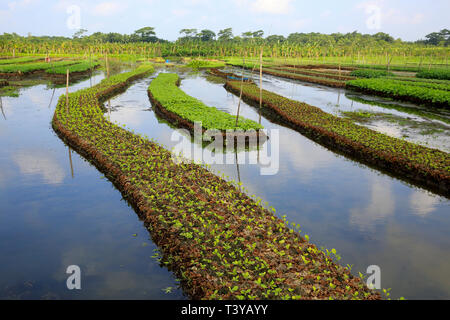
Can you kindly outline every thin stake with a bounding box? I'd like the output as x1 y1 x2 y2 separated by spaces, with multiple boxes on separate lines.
259 47 263 125
68 147 74 178
48 87 56 109
235 54 246 127
65 69 69 114
0 96 5 120
106 51 110 79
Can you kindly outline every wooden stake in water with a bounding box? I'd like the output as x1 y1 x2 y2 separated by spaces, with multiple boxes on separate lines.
0 96 5 120
235 54 246 127
68 147 74 178
259 47 263 125
106 52 110 79
65 69 69 114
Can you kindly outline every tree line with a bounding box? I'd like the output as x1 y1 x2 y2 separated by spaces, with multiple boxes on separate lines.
1 27 448 47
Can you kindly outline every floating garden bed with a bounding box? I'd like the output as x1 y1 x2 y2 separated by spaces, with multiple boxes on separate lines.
0 56 43 65
416 69 450 81
45 61 101 84
225 80 450 197
227 63 347 88
271 66 355 81
52 65 380 300
148 73 265 142
0 59 81 77
208 68 253 82
346 78 450 109
349 69 394 78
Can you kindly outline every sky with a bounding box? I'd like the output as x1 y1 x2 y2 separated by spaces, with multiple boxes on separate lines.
0 0 448 41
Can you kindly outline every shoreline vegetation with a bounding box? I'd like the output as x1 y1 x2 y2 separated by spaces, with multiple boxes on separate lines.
51 64 380 300
224 80 450 197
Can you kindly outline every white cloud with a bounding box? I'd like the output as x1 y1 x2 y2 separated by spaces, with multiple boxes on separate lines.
251 0 293 14
92 2 125 16
233 0 293 14
349 176 395 232
13 150 65 185
321 10 332 18
171 9 191 17
410 191 439 217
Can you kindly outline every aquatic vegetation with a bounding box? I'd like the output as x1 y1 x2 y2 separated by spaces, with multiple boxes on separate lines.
346 78 450 108
52 64 380 300
350 69 394 78
417 69 450 80
225 80 450 196
270 66 355 81
148 73 263 131
0 60 81 74
46 61 100 74
186 59 226 69
345 95 450 125
0 56 42 65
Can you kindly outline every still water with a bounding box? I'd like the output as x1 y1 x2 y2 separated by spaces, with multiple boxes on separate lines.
0 67 449 299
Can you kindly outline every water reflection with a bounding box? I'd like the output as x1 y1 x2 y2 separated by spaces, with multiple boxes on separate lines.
12 150 66 186
0 71 183 299
349 176 395 233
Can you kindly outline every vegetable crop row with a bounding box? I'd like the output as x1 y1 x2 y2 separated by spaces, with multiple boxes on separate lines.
46 60 100 74
417 69 450 81
350 69 394 78
346 78 450 108
0 56 42 65
0 59 81 74
271 66 355 81
51 65 380 300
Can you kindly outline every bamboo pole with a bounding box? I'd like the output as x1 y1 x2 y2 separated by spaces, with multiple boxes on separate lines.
68 147 74 178
259 47 263 125
65 69 69 114
0 96 5 120
235 54 246 127
105 51 110 79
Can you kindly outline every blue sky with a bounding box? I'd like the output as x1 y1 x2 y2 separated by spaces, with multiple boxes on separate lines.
0 0 448 41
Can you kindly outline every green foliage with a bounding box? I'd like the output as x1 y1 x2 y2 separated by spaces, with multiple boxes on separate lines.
148 73 262 130
47 60 100 74
0 60 81 73
350 69 394 78
52 64 380 301
0 56 42 65
347 78 450 108
226 80 450 179
417 69 450 80
186 59 226 69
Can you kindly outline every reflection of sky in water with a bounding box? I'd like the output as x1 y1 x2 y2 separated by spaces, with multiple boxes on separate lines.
0 73 183 299
107 69 450 299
